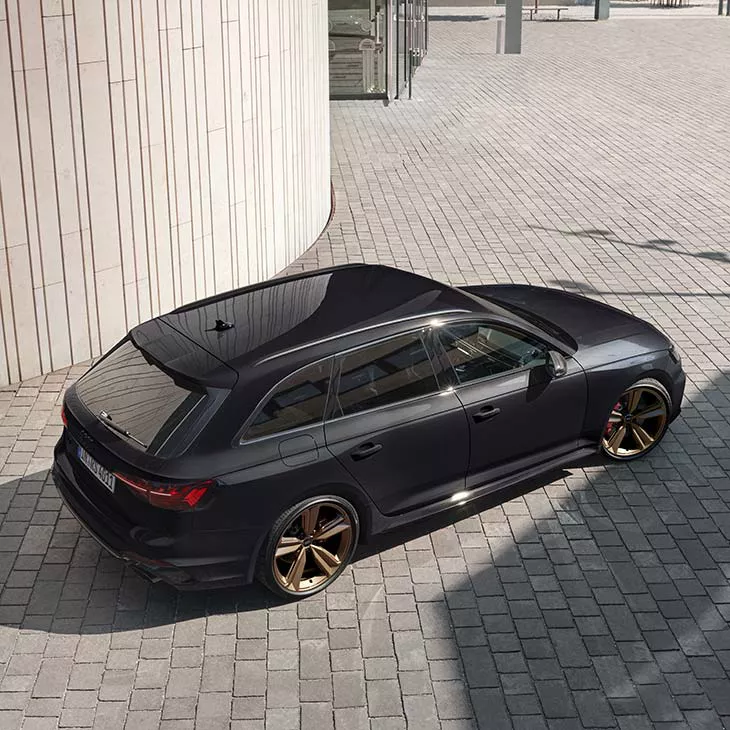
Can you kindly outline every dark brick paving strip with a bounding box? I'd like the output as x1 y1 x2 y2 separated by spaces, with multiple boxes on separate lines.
1 10 730 730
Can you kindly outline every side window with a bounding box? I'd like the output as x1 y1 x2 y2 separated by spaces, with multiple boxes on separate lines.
242 359 332 441
333 332 439 418
438 322 546 385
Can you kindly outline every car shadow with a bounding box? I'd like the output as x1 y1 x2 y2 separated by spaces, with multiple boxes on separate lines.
354 466 578 562
0 464 586 630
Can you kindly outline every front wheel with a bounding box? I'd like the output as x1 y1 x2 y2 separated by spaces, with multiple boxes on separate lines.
601 378 671 461
257 495 359 599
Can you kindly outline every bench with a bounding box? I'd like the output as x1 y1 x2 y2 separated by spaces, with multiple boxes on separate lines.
525 5 569 19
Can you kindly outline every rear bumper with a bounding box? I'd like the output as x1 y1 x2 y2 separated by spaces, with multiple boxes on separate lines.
52 441 256 589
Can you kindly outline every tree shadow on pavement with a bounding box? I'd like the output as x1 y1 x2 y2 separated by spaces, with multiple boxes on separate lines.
548 278 730 299
529 224 730 265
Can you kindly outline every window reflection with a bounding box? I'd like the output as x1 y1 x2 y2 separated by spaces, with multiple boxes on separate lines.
245 361 332 440
334 333 438 417
329 1 386 97
439 324 546 384
76 341 206 453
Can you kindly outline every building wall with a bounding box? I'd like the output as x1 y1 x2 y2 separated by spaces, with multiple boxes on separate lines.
0 0 331 386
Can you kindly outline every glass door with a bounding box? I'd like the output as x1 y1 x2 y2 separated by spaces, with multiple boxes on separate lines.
329 0 388 98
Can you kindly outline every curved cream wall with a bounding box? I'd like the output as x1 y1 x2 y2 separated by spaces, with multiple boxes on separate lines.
0 1 331 386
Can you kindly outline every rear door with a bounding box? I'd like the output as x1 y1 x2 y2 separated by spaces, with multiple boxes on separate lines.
324 330 469 516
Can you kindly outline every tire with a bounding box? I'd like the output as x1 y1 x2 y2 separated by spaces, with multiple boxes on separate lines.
256 495 360 600
601 377 671 461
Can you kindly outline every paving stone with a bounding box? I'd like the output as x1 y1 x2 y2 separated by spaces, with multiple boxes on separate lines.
266 670 299 708
535 680 576 719
334 707 369 730
403 694 440 730
333 671 366 709
367 678 402 716
470 688 512 730
233 661 266 697
637 683 684 722
301 703 334 730
574 690 617 727
264 708 298 730
433 680 473 720
364 657 397 680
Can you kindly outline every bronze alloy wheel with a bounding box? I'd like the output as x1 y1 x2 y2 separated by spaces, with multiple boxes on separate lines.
602 379 670 460
270 498 357 596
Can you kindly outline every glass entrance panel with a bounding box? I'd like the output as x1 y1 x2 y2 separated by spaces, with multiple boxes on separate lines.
329 0 387 98
392 0 428 100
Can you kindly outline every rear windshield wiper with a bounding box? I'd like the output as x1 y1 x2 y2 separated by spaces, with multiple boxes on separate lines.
99 411 148 449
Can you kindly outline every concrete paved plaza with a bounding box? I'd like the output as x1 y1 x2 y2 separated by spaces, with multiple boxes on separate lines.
1 8 730 730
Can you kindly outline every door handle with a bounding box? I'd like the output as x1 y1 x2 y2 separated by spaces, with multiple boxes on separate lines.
473 406 501 423
350 442 383 461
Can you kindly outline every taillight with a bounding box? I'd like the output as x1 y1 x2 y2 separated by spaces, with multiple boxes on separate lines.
114 473 213 511
61 405 68 427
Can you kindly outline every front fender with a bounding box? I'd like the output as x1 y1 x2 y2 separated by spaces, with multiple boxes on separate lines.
581 348 683 442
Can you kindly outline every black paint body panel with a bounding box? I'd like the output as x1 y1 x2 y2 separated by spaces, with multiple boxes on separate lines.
53 266 685 588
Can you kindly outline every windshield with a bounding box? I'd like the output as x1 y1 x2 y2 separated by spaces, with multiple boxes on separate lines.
475 294 575 349
75 340 206 454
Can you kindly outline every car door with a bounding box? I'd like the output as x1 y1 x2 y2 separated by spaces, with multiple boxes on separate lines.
435 320 587 490
324 330 470 516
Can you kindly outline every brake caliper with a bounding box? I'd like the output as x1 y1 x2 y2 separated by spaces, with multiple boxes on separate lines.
605 401 622 436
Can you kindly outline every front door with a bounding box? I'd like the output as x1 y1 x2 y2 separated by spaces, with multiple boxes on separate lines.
435 321 588 489
324 330 470 516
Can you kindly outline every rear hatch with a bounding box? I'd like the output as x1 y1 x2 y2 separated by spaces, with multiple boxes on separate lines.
58 318 237 540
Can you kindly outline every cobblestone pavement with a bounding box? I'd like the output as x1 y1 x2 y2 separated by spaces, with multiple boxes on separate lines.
2 10 730 730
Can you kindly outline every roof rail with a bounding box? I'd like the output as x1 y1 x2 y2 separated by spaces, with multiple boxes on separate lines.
254 308 469 366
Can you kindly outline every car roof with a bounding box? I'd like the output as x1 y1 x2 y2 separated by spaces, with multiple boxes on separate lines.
157 264 476 372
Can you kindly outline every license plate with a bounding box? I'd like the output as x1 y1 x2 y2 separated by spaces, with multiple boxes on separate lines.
76 445 115 493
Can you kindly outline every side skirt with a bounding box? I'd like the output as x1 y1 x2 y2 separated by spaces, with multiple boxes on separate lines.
369 444 600 535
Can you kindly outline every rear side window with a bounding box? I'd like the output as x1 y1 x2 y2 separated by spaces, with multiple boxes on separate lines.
332 332 439 418
75 340 206 453
242 359 333 441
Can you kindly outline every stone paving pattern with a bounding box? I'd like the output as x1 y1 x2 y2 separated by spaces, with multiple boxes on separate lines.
1 11 730 730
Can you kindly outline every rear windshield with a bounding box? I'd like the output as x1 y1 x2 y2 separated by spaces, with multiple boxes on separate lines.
75 340 206 454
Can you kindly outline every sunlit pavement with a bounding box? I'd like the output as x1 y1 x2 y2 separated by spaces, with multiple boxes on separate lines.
1 7 730 729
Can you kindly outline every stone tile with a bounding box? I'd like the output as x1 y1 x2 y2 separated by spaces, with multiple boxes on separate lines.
333 671 366 709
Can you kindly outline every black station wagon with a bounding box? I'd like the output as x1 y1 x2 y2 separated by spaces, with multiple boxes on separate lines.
53 264 685 597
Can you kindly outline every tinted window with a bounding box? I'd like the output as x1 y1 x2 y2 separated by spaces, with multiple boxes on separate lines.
243 360 332 441
75 340 206 453
333 332 439 418
438 323 546 385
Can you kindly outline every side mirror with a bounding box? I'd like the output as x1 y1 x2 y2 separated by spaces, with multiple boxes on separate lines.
546 350 568 379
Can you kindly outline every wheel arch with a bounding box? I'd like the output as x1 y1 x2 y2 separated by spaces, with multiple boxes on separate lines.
583 358 675 443
244 480 376 584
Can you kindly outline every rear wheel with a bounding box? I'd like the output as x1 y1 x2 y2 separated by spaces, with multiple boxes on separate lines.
601 378 671 461
257 495 359 599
